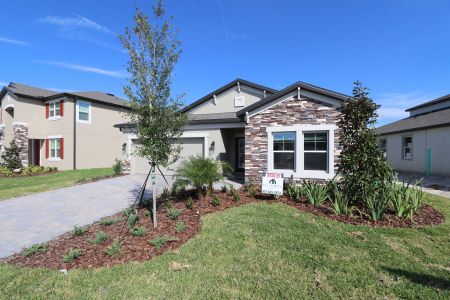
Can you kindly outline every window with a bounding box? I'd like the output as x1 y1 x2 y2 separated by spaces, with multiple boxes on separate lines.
49 139 61 159
234 96 245 107
304 132 328 171
379 139 387 158
77 101 91 123
273 132 295 170
403 136 413 159
49 101 60 118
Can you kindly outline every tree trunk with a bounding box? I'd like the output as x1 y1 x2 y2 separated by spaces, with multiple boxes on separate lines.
151 163 157 227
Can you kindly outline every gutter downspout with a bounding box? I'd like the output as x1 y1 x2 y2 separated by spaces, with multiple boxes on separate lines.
73 98 77 170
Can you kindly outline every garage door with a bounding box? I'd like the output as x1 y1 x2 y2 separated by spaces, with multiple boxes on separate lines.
131 137 205 176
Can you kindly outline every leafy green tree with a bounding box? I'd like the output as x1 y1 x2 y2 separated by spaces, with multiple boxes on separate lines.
337 81 393 203
1 140 22 170
120 0 188 227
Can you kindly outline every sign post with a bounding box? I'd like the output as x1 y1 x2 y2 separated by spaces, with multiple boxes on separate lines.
261 173 284 196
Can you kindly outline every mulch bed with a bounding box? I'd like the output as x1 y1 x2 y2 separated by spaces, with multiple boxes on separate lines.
2 189 445 270
0 171 59 178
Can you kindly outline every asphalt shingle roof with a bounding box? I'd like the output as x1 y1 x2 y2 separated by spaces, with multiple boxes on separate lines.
377 107 450 135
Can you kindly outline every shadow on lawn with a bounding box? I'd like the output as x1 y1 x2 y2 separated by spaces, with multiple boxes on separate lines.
383 267 450 291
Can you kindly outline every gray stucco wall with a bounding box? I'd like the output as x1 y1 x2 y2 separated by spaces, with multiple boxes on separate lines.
384 126 450 176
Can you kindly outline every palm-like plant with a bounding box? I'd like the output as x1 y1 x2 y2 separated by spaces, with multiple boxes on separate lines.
174 155 233 197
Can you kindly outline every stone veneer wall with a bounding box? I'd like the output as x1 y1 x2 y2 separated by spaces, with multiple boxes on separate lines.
244 97 341 183
13 123 29 166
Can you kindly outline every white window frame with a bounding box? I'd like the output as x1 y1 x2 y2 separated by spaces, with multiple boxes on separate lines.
76 100 91 124
267 124 336 179
48 135 62 161
402 135 413 159
272 131 296 172
303 131 329 173
47 99 61 120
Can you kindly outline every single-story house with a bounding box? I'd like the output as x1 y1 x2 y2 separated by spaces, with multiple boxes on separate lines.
115 79 349 183
377 94 450 176
0 82 130 170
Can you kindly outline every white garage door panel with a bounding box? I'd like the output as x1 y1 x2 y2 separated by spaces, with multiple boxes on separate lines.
131 137 204 175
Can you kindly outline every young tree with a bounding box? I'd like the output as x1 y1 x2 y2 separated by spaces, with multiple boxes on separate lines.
337 81 393 203
1 140 22 170
120 0 188 227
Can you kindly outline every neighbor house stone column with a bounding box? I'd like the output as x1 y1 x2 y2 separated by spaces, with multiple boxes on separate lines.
13 122 29 166
0 124 4 161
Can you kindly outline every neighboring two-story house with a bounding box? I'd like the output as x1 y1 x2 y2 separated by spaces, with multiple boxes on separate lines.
377 94 450 176
0 82 130 170
116 79 349 183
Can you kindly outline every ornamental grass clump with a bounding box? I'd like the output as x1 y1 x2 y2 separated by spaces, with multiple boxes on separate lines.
148 236 179 249
303 181 328 206
129 226 147 237
286 179 303 202
89 231 108 245
364 182 391 221
71 225 87 236
327 181 348 215
127 213 139 228
211 195 221 206
63 248 82 263
105 238 122 256
23 243 48 257
168 208 183 220
184 197 194 210
175 220 187 233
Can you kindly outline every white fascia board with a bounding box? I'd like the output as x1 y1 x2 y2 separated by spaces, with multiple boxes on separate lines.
184 123 244 130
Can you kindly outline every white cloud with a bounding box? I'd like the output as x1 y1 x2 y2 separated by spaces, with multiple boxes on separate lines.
37 15 114 35
0 36 29 46
36 61 127 78
216 0 248 40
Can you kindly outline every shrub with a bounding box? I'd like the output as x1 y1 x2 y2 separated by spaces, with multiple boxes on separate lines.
129 226 147 237
221 185 228 193
365 183 391 221
21 166 33 176
211 195 221 206
148 235 179 249
145 209 152 218
161 187 170 198
286 180 303 202
71 225 87 236
338 81 394 203
100 218 123 226
327 181 348 215
105 238 122 256
175 220 186 233
0 166 13 177
167 208 183 220
89 231 108 244
63 248 82 263
112 159 123 175
390 183 414 218
174 156 233 197
185 197 194 210
232 192 240 202
43 166 52 173
127 213 139 228
123 208 134 217
0 141 22 170
410 181 425 212
23 243 48 257
303 181 328 206
163 200 173 210
244 183 257 197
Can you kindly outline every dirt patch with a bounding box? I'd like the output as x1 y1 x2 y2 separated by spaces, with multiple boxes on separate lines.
2 189 445 270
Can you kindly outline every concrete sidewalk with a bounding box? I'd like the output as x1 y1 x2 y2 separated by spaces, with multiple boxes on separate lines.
397 172 450 199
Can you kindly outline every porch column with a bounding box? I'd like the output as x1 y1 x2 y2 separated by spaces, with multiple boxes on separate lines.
13 122 29 166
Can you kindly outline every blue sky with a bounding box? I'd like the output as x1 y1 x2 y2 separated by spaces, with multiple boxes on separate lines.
1 0 449 125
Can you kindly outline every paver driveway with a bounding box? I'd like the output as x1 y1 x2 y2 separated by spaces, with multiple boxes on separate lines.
0 174 160 259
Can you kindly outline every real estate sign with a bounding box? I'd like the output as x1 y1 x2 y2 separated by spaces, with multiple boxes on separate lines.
261 173 283 195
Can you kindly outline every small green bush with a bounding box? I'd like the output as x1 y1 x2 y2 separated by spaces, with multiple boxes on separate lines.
161 187 170 198
43 166 52 173
145 209 152 218
0 166 14 177
244 183 257 197
71 225 87 236
303 181 328 206
63 248 82 263
163 200 173 210
167 208 183 220
100 218 123 226
211 195 221 206
365 183 391 221
148 235 179 249
286 180 303 202
21 166 33 176
129 226 147 237
23 243 48 257
175 220 187 233
0 140 22 170
232 192 240 202
185 197 194 210
112 159 123 175
105 238 122 256
327 181 348 215
89 231 108 244
410 181 425 212
127 213 139 228
123 208 133 217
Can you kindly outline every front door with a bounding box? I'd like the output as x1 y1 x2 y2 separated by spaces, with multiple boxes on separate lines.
235 137 245 171
33 140 41 166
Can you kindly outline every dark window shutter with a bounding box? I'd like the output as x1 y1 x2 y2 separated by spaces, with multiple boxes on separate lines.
45 139 49 159
45 103 49 119
60 138 64 159
60 100 64 117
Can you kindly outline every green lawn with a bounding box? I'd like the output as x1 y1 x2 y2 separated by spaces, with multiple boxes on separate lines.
0 168 115 201
1 194 449 299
